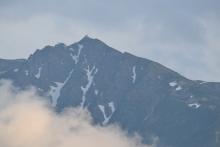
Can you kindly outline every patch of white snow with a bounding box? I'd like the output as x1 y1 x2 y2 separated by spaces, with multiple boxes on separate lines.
25 70 29 76
131 66 136 83
13 68 19 72
94 89 99 95
176 86 182 91
80 65 98 108
70 44 83 64
69 47 74 52
169 81 177 87
108 102 116 113
48 69 74 107
98 101 116 125
49 82 64 107
188 103 201 109
35 67 42 79
200 81 207 84
169 81 182 91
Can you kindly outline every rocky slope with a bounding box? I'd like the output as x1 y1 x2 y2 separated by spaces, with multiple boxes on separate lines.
0 36 220 147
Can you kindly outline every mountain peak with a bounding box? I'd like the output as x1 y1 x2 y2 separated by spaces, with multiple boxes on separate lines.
80 35 94 42
54 42 66 48
77 35 109 49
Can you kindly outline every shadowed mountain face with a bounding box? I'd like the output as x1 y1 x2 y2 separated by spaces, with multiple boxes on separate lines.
1 36 220 147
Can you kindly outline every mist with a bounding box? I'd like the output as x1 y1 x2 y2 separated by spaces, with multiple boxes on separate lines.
0 80 156 147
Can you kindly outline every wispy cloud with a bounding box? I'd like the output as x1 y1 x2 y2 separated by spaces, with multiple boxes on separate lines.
0 80 156 147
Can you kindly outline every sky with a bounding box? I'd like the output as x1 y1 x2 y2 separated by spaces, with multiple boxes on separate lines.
0 0 220 81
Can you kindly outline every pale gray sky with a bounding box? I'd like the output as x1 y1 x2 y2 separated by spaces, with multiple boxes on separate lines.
0 0 220 81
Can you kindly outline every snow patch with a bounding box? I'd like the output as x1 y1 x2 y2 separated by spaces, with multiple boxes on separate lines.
80 65 98 108
200 81 207 84
49 82 64 107
35 67 42 79
38 88 43 92
108 102 116 113
69 47 74 52
48 69 74 107
98 101 116 125
188 103 201 109
13 68 19 72
169 81 182 91
169 81 177 87
131 66 136 83
94 89 99 95
25 70 29 76
70 44 83 64
176 86 182 91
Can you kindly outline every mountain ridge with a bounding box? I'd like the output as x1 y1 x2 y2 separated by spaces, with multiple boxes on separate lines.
0 36 220 147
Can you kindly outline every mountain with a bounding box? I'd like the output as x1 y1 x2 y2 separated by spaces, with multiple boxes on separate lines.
0 36 220 147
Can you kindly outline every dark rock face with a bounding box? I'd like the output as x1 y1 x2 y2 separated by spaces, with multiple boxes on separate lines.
0 36 220 147
0 58 25 74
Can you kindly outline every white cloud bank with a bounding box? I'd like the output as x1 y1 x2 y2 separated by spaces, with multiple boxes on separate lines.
0 80 156 147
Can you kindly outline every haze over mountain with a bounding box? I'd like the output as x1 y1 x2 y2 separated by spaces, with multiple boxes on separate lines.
0 36 220 147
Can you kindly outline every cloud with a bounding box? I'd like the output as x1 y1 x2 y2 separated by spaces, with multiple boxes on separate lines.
0 80 156 147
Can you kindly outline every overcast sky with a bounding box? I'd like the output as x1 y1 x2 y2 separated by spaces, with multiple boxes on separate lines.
0 0 220 81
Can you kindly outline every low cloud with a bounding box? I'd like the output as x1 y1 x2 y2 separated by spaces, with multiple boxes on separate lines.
0 80 155 147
